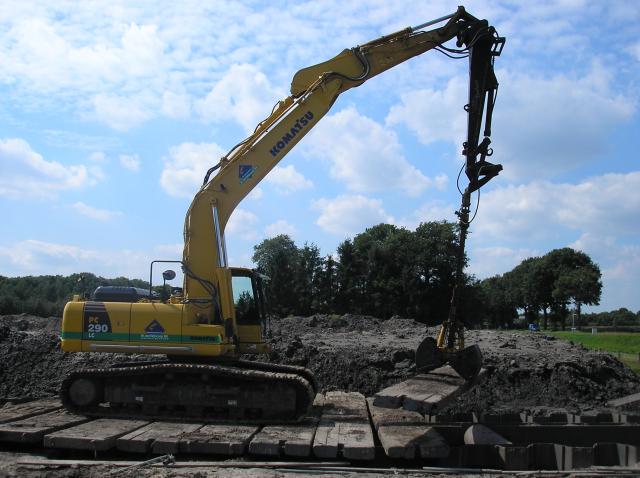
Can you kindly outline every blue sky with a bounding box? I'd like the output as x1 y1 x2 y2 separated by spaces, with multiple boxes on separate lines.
1 1 638 312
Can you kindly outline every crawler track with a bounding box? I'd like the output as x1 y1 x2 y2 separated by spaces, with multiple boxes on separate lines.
61 361 316 424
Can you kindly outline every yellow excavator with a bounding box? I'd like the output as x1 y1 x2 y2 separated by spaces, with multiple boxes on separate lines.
60 6 505 422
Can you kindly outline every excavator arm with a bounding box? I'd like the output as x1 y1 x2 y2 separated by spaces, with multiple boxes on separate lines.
181 6 504 361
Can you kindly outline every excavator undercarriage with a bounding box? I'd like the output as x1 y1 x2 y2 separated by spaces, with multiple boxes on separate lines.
62 360 316 423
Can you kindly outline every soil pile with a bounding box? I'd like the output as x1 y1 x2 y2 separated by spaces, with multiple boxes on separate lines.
1 313 638 413
0 314 139 400
267 314 640 413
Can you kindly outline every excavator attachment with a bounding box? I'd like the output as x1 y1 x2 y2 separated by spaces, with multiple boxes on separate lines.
415 336 483 381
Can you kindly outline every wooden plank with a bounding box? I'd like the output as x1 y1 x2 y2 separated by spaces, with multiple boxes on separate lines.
44 418 148 451
116 422 202 454
313 391 374 460
373 365 466 414
248 393 323 457
249 419 317 457
0 410 89 444
178 424 259 455
367 398 425 429
0 399 62 424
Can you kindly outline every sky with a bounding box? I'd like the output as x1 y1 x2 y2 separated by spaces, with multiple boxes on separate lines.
0 0 639 312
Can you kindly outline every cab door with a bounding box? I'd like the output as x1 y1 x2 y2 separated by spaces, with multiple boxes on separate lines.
232 270 268 354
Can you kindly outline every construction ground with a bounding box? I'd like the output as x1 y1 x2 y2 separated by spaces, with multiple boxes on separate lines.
1 313 639 477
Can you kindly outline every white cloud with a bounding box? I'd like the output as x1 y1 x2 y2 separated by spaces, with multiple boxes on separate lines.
400 200 457 230
313 195 394 236
72 202 122 221
88 152 107 162
0 239 181 280
161 90 191 119
197 63 283 133
42 130 120 151
0 138 100 199
2 18 165 92
0 240 101 273
91 94 152 130
474 172 640 241
570 233 640 311
467 246 539 280
387 65 635 181
266 165 312 193
119 154 141 172
160 142 226 197
265 220 297 238
387 75 467 146
226 208 259 241
304 107 443 197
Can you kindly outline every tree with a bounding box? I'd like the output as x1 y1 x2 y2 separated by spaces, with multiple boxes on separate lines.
543 248 602 328
252 235 300 316
412 221 464 324
479 275 518 328
294 243 323 316
315 254 337 313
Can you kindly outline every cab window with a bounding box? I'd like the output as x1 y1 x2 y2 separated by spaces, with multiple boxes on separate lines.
232 275 259 324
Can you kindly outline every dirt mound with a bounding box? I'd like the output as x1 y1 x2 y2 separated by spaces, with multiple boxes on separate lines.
1 313 638 414
0 314 142 400
266 314 640 412
449 330 640 413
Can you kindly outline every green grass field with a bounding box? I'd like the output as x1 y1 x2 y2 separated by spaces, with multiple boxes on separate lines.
548 331 640 372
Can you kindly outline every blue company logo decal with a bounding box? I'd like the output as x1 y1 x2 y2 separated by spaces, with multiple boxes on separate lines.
140 319 168 341
239 165 257 184
269 111 314 157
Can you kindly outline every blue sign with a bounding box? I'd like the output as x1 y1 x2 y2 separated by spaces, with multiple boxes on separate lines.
239 165 257 184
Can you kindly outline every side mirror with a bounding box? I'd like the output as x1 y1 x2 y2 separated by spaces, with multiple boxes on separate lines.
162 270 176 281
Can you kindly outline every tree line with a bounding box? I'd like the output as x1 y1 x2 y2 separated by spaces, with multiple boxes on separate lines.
252 222 617 329
1 221 635 329
252 222 473 324
0 273 148 317
479 248 604 329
